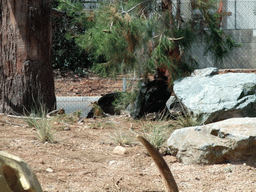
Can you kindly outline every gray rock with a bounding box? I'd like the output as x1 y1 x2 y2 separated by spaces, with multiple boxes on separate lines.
190 67 218 77
166 96 177 110
174 72 256 124
167 118 256 165
131 79 171 119
98 92 122 115
166 96 184 118
87 92 122 118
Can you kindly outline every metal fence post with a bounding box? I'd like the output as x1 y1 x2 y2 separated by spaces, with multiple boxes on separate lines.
123 77 126 92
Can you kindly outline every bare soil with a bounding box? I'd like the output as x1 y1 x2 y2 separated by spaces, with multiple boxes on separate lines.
54 69 256 97
54 70 125 97
1 69 256 192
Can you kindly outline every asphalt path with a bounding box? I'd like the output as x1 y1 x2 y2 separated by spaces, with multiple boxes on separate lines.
56 96 101 117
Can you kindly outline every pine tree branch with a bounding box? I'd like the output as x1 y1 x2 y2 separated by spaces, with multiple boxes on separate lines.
61 0 92 13
151 9 173 28
121 0 150 14
168 37 184 41
153 34 184 41
62 0 77 9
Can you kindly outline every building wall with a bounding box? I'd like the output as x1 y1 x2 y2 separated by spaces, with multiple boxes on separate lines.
185 29 256 69
178 0 256 69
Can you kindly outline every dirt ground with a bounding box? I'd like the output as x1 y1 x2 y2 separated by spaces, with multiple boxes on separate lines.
54 69 256 97
54 70 125 97
1 69 256 192
0 115 255 192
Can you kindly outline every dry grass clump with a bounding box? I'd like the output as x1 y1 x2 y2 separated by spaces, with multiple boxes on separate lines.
25 113 57 143
24 107 83 143
176 112 202 127
110 128 134 146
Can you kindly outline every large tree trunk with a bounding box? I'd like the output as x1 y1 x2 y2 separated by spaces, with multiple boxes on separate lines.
0 0 56 114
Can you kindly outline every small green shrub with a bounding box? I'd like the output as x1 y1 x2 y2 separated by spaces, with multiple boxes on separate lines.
55 109 82 124
90 102 104 117
25 116 38 128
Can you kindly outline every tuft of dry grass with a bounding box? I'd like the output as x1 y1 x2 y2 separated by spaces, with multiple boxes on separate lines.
24 106 58 143
142 122 168 149
26 115 57 143
176 112 202 128
110 128 135 146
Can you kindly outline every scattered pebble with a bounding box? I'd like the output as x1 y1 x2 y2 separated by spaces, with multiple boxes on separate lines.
109 160 116 165
64 127 71 131
46 168 54 173
113 146 127 155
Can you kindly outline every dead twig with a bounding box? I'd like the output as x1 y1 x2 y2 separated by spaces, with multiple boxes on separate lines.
129 123 138 135
129 123 148 137
0 113 41 120
46 108 65 118
114 177 123 190
0 108 65 120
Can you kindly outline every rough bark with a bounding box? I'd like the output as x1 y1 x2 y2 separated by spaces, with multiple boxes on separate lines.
0 0 56 114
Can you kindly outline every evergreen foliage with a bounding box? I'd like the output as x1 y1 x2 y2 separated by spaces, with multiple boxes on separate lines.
192 0 239 65
55 0 238 81
51 0 92 74
74 1 146 77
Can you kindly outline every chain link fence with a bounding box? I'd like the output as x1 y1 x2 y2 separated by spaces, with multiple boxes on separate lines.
172 0 256 69
56 0 256 115
56 96 101 117
221 0 256 69
81 0 256 69
225 0 256 30
54 76 125 117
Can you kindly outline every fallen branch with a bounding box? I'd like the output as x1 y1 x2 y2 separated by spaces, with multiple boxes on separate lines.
137 135 179 192
154 34 184 41
46 108 65 118
0 113 41 120
0 108 65 120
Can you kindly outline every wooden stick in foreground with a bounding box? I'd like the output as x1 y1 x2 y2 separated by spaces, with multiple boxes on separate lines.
137 135 179 192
